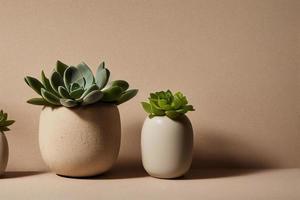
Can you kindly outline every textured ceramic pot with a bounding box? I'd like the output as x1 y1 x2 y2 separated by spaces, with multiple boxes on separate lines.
0 133 9 176
141 115 193 179
39 103 121 177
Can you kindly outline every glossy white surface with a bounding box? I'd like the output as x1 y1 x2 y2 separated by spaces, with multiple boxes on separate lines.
39 104 121 177
141 116 193 178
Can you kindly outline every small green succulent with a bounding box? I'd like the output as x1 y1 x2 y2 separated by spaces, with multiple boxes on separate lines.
25 60 138 107
141 90 195 119
0 110 15 133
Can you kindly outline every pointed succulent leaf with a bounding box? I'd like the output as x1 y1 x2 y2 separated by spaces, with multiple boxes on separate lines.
101 86 123 102
41 88 61 105
0 111 4 121
24 76 44 95
41 71 59 96
166 110 182 119
171 95 182 110
158 99 172 110
1 120 15 127
78 84 99 100
176 108 188 114
41 71 51 90
1 113 7 121
150 93 158 99
70 82 81 92
27 98 53 106
149 99 162 110
82 90 103 105
64 66 85 90
50 71 65 93
96 63 110 89
70 88 84 99
77 62 94 89
150 103 165 116
110 80 129 92
141 102 151 113
174 92 188 105
58 86 71 99
156 91 166 99
99 61 105 69
60 99 78 107
56 60 69 77
116 89 138 105
184 105 195 111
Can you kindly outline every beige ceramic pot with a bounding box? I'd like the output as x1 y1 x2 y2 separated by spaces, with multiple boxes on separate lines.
141 115 193 179
39 103 121 177
0 133 9 176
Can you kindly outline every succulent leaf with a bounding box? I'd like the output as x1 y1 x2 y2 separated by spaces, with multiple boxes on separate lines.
58 86 71 99
165 110 181 119
64 66 85 90
141 90 194 120
77 62 94 89
27 98 53 106
56 60 69 77
60 99 78 107
70 88 84 99
0 110 15 134
150 103 165 116
24 76 44 95
41 71 59 96
78 84 99 100
110 80 129 92
184 105 195 111
141 102 151 113
116 89 138 105
70 82 81 92
50 71 65 93
41 89 61 105
96 64 110 89
82 90 103 105
101 86 123 102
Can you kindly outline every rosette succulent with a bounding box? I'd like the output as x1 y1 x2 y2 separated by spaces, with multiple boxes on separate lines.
141 90 195 119
0 110 15 133
25 60 138 107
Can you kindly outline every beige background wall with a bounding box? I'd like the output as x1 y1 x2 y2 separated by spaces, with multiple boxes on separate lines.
0 0 299 171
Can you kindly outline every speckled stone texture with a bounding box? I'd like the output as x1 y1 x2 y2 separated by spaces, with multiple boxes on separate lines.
39 103 121 177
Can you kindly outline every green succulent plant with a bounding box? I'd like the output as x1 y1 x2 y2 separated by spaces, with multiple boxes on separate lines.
0 110 15 133
141 90 195 119
25 60 138 107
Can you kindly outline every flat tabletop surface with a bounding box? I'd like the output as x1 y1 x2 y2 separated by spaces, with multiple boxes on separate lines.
0 168 299 200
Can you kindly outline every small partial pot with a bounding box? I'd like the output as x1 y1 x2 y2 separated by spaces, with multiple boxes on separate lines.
0 133 9 176
39 103 121 177
141 115 193 179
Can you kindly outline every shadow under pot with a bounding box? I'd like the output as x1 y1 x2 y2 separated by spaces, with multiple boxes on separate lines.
141 115 193 179
39 103 121 177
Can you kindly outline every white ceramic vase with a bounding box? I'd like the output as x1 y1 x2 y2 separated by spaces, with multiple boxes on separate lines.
39 103 121 177
141 115 193 179
0 133 9 176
